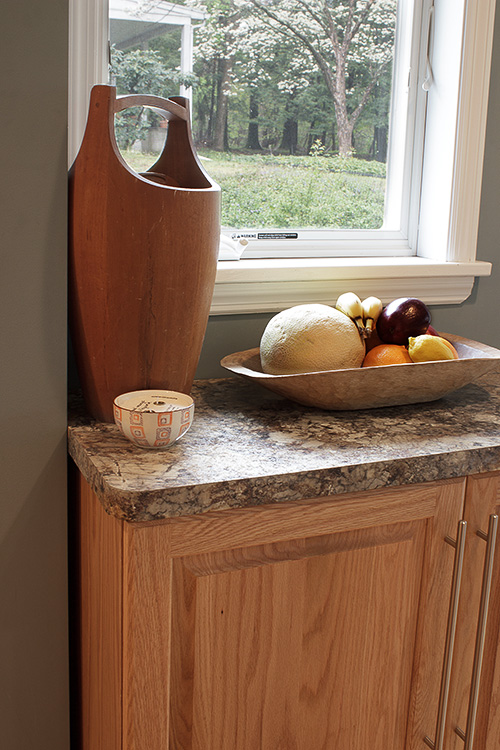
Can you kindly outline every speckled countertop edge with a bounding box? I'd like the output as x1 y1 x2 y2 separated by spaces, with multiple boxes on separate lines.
68 373 500 522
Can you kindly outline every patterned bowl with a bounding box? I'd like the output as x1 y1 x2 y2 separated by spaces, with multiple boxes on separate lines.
113 389 194 449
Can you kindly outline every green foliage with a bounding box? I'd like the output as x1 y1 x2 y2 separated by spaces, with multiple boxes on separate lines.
199 149 386 176
185 0 396 157
309 139 327 157
120 148 385 229
110 1 395 159
204 150 386 228
109 1 394 228
110 46 193 149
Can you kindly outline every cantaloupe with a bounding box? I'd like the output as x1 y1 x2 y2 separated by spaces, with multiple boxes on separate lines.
260 304 365 375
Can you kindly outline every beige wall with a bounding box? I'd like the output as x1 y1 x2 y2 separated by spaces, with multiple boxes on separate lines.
0 1 69 748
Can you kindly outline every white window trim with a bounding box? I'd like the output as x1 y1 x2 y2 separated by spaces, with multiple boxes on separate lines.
69 0 495 316
212 256 492 314
69 0 109 166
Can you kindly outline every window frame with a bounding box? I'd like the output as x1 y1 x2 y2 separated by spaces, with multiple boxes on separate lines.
69 0 495 315
222 0 418 258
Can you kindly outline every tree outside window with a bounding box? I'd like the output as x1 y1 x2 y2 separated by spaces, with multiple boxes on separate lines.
111 0 398 230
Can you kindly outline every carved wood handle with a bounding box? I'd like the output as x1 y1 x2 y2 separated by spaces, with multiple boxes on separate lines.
114 94 188 121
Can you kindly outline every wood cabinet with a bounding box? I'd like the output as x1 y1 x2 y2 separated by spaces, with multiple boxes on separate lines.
71 470 500 750
445 472 500 750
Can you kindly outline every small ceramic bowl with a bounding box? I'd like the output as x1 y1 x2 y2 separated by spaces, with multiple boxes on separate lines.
113 390 194 449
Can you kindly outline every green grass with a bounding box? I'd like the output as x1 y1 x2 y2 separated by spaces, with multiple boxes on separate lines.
119 148 386 229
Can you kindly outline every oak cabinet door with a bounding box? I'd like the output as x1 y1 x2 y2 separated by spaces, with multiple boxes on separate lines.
120 480 466 750
447 472 500 750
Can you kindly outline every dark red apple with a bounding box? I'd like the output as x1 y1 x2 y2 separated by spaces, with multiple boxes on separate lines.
376 297 431 345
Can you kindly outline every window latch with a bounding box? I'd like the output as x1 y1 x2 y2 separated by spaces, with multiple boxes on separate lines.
422 4 435 91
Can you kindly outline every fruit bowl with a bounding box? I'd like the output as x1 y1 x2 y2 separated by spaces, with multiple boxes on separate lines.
220 334 500 410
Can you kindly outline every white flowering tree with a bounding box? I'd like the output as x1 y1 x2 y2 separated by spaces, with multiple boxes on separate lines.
237 0 397 156
188 0 242 150
132 0 398 156
191 0 334 152
232 12 326 153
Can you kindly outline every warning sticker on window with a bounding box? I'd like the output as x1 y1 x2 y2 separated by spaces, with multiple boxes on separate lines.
257 232 299 240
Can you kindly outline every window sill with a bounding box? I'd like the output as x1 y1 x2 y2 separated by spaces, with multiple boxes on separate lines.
210 257 492 315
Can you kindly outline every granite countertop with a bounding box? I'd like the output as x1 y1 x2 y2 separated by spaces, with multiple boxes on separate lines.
68 372 500 522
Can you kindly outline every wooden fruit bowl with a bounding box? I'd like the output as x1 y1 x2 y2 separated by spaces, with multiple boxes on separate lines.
220 334 500 410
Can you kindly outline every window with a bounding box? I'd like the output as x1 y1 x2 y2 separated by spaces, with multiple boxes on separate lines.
69 0 495 314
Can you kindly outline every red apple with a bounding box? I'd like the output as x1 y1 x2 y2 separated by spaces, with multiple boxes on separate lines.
376 297 431 345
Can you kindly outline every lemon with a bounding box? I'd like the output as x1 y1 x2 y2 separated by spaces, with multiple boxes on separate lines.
260 304 365 375
408 335 458 362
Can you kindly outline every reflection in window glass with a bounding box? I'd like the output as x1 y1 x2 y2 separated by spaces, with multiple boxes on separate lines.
110 1 399 231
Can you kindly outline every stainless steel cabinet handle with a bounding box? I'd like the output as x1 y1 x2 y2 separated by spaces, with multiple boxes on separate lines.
454 514 498 749
424 520 468 750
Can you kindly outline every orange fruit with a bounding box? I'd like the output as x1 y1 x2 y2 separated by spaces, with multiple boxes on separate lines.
362 344 413 367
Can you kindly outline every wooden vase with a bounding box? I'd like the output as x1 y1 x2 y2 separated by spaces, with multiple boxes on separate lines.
69 85 221 422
